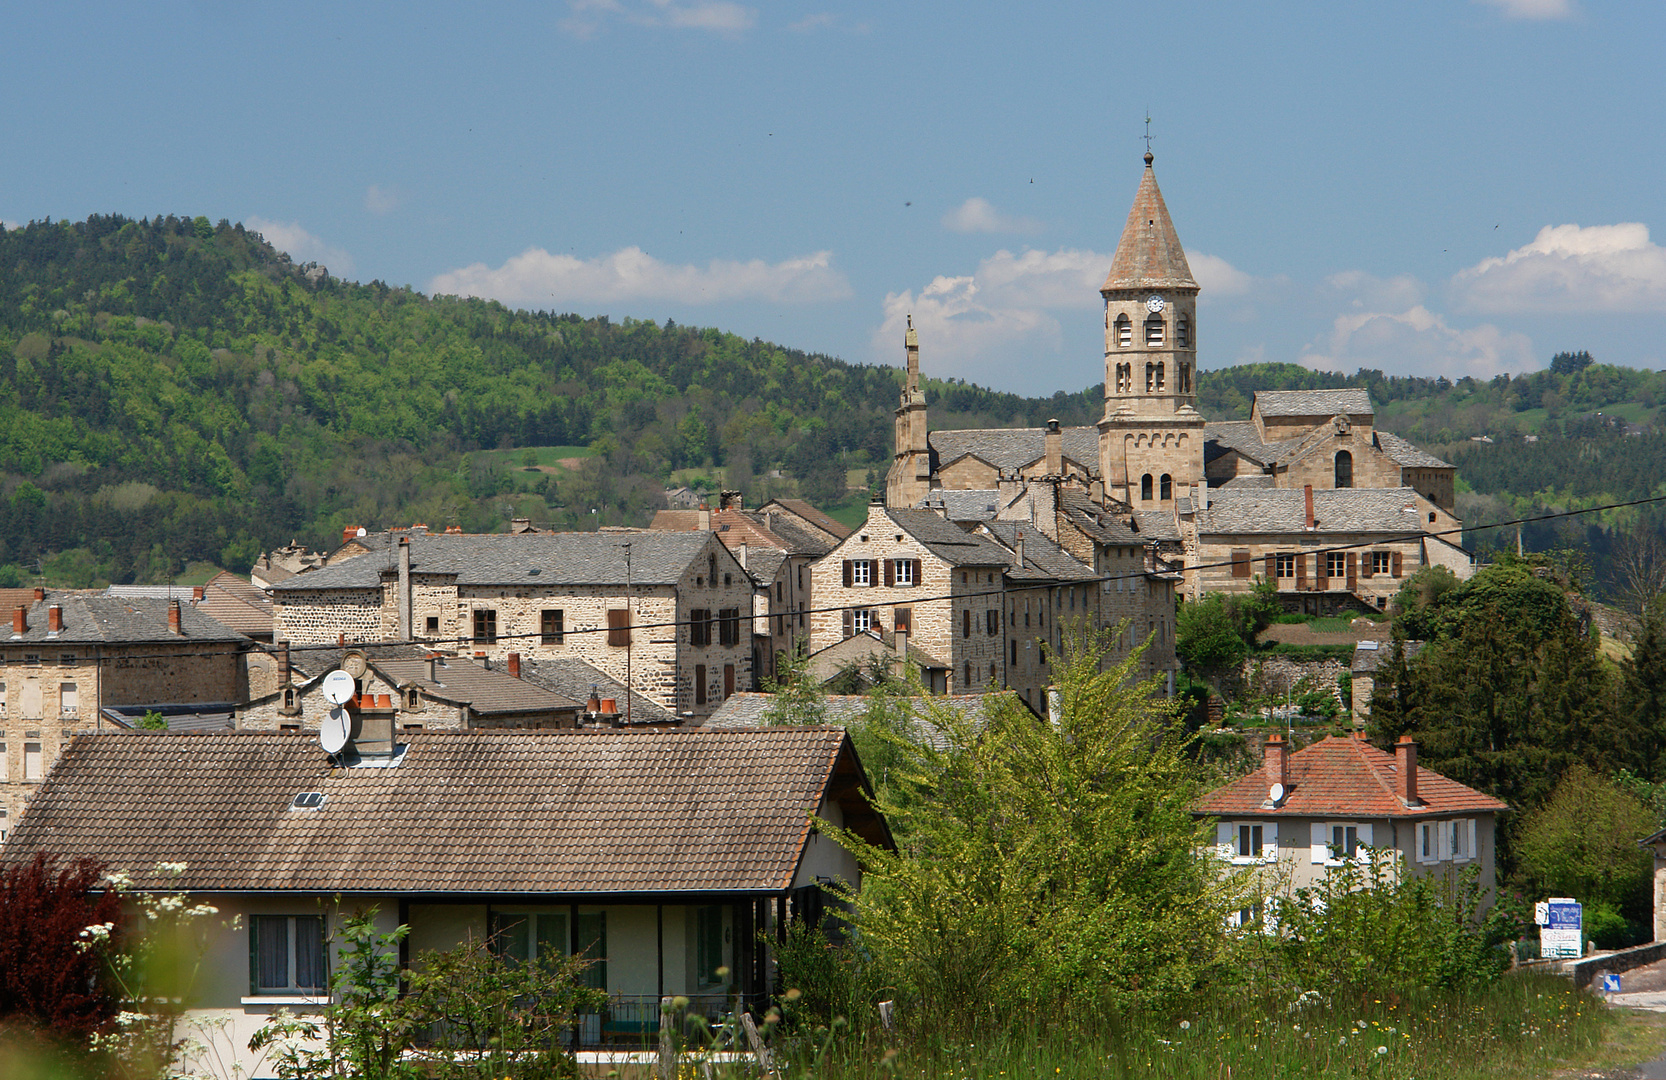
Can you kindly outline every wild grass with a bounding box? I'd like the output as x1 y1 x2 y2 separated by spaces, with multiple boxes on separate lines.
767 974 1612 1080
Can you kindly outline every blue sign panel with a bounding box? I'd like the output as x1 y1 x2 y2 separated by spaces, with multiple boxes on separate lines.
1601 974 1622 993
1546 901 1582 930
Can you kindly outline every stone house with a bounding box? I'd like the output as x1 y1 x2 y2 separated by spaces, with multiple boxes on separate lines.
269 530 753 719
2 726 890 1076
1349 639 1425 719
1194 732 1508 919
0 590 244 840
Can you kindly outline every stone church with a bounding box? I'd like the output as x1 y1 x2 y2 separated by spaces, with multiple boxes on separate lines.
885 151 1471 615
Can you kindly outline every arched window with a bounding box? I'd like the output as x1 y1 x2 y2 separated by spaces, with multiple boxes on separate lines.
1179 363 1192 394
1141 474 1154 501
1145 316 1164 346
1115 314 1132 347
1160 474 1173 501
406 687 420 709
1176 313 1190 348
1155 362 1165 392
1145 362 1156 392
1335 450 1353 489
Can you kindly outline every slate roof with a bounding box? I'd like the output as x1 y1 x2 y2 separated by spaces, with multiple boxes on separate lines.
1351 640 1425 675
979 522 1096 582
1132 508 1182 542
1196 487 1432 535
196 573 274 637
1204 421 1277 466
1218 475 1276 489
101 703 237 733
915 489 1005 523
374 657 583 715
518 657 677 725
751 513 838 557
1255 389 1374 419
272 532 715 592
4 728 885 894
883 508 1013 566
928 426 1098 473
1058 490 1144 544
2 594 244 645
1375 431 1453 469
701 691 1006 751
740 546 788 587
1102 157 1198 291
1193 735 1507 819
757 499 852 541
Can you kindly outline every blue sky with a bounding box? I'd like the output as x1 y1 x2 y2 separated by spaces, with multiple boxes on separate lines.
6 0 1664 394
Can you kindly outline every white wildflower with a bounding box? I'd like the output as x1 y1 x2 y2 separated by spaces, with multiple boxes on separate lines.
155 861 188 875
1376 1046 1388 1056
1179 1020 1190 1031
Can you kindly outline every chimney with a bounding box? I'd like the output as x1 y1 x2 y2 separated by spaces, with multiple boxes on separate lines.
12 606 25 637
474 651 489 668
1396 735 1421 805
168 598 182 635
1044 418 1062 476
278 640 291 685
736 543 748 571
508 652 521 679
426 651 440 682
397 536 413 641
33 588 44 602
1304 484 1315 530
343 525 359 544
1014 529 1026 569
192 586 204 602
48 605 62 633
586 685 602 715
698 505 711 531
1264 732 1290 790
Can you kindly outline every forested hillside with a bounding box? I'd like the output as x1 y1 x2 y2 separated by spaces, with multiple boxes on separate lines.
2 214 1663 598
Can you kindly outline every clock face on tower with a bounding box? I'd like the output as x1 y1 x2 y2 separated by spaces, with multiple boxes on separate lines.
1145 295 1165 313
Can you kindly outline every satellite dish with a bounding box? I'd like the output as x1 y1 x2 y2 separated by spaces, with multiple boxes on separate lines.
322 670 356 706
1269 782 1286 804
320 707 350 754
356 526 367 537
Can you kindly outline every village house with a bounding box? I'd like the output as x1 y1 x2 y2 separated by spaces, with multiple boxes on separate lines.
268 530 753 719
1194 732 1508 922
0 589 244 840
2 726 889 1077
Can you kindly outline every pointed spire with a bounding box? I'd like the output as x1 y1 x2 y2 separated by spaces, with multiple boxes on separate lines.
1101 154 1197 292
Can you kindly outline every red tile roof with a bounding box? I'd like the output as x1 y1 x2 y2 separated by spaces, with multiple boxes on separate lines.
1192 735 1508 819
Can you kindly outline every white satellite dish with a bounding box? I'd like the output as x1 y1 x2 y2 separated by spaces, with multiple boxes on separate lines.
1268 782 1286 804
322 670 356 706
320 707 351 754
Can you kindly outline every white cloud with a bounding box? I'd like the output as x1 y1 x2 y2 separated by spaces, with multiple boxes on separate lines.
364 185 400 215
942 198 1041 235
1451 223 1666 314
1299 305 1536 379
1475 0 1575 19
1190 252 1259 298
563 0 755 35
429 246 850 306
1326 269 1427 312
245 217 354 274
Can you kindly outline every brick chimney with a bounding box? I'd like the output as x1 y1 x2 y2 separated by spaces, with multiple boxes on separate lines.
1304 484 1316 531
167 598 182 635
507 652 521 679
1264 732 1290 789
48 605 62 633
1396 735 1421 805
192 586 204 602
278 640 291 685
12 606 25 637
1044 418 1063 475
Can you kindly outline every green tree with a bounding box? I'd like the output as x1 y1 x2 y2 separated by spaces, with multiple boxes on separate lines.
1516 764 1653 914
761 646 827 727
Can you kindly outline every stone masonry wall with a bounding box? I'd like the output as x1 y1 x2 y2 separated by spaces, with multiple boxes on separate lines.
274 589 384 645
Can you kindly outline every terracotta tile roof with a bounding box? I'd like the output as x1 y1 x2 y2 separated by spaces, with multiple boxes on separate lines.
4 728 887 895
1192 735 1508 819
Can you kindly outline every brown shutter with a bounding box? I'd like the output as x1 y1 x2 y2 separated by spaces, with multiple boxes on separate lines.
607 608 631 646
1264 554 1276 582
1295 554 1307 590
1362 552 1375 579
884 559 895 587
911 559 922 586
1392 551 1403 578
1317 557 1328 591
1231 550 1250 578
1346 552 1357 591
695 665 706 706
843 560 853 587
842 609 853 638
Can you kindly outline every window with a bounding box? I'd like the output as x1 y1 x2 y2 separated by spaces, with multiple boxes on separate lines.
695 665 707 705
986 609 999 636
424 615 439 635
472 609 497 645
1372 551 1391 576
0 743 7 781
690 609 712 647
1237 824 1263 859
718 608 741 647
1145 362 1156 393
851 560 873 587
607 609 631 646
1145 316 1164 346
58 654 74 667
23 743 41 781
853 609 873 635
1332 825 1358 859
696 906 725 987
1141 474 1153 501
1326 551 1347 578
1275 554 1295 579
1178 362 1192 394
964 662 973 688
1449 818 1475 862
406 688 420 709
1220 821 1276 865
1115 314 1132 347
1312 821 1373 865
23 655 39 667
1335 450 1353 489
962 609 971 639
1176 313 1190 348
775 581 783 602
59 684 77 718
1154 362 1165 391
1010 639 1017 666
1159 474 1172 501
540 610 565 645
797 565 804 590
893 559 916 586
251 915 326 994
0 682 6 716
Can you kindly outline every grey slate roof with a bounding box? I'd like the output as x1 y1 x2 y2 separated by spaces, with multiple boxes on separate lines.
979 522 1096 582
1218 474 1276 489
1058 490 1144 544
1 729 886 895
1132 508 1182 542
915 489 1005 523
701 691 1006 751
1204 421 1276 466
1255 389 1375 419
928 426 1098 473
740 546 788 587
101 704 238 733
748 512 838 557
518 657 677 725
883 508 1013 566
3 595 245 645
374 657 583 715
1375 431 1453 469
1197 487 1433 535
272 531 716 592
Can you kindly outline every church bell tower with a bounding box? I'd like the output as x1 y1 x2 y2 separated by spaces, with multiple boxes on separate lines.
886 315 932 507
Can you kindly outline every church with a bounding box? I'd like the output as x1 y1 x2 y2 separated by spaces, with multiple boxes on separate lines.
884 152 1473 617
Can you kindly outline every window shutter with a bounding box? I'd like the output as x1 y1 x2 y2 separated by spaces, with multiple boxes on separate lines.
1346 552 1357 591
1264 554 1276 580
1362 553 1375 579
911 558 922 586
1231 550 1250 578
843 560 853 587
1467 818 1477 861
1355 822 1373 857
884 559 895 587
842 609 853 639
1216 822 1233 860
607 608 631 646
1392 551 1403 578
1295 554 1307 590
1310 821 1328 864
1262 822 1278 864
248 920 259 996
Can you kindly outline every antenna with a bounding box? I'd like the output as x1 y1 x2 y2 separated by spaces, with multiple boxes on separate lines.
322 669 355 705
320 706 350 755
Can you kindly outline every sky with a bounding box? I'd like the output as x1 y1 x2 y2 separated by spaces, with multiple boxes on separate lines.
5 0 1665 395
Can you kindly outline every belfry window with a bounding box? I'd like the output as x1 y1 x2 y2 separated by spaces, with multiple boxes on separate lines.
1160 474 1173 501
1116 314 1132 347
1145 363 1156 393
1335 450 1353 489
1176 313 1190 348
1145 316 1164 346
1155 362 1165 392
1141 474 1154 501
